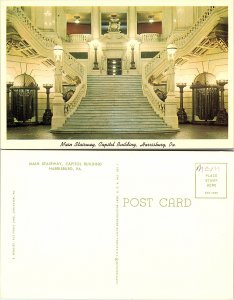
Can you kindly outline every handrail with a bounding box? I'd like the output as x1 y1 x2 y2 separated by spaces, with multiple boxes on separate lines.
64 83 86 117
63 52 86 79
8 7 87 84
8 7 88 129
141 6 228 128
167 6 216 47
144 6 220 80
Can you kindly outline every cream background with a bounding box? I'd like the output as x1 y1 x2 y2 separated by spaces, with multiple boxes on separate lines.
1 151 233 299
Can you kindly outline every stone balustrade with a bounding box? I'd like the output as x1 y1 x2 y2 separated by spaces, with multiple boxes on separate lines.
64 83 87 118
138 33 162 43
141 6 227 130
143 84 165 117
8 7 88 130
68 34 92 43
144 6 218 80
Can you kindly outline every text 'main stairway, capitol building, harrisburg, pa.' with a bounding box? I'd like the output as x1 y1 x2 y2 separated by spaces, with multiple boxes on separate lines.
6 5 229 140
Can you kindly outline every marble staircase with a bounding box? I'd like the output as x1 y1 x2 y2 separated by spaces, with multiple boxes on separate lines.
54 75 176 133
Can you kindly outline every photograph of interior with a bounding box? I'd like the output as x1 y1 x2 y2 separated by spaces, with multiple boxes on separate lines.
6 6 229 139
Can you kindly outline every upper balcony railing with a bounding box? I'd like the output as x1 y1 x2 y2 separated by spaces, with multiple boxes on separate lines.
66 33 163 44
137 33 163 43
67 34 92 43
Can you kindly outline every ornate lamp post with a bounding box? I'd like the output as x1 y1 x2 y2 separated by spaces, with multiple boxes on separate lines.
43 84 53 125
166 44 177 95
93 40 99 70
7 81 14 125
216 80 228 125
176 83 187 123
130 41 136 69
53 45 63 93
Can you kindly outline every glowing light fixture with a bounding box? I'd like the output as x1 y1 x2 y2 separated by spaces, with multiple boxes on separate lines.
129 40 137 69
44 10 52 17
92 39 100 50
74 16 80 24
148 15 154 24
91 40 99 70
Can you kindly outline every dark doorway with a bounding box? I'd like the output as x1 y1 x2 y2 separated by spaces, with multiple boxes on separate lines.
107 58 122 75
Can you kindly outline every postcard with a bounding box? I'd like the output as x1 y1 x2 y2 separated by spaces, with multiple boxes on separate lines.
1 0 233 150
0 150 233 299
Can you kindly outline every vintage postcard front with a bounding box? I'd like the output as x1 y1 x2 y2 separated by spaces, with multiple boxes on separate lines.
1 0 233 150
1 150 233 299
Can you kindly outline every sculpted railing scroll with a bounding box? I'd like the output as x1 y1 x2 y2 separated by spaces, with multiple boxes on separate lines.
143 84 165 119
141 6 226 129
64 84 87 118
144 6 217 80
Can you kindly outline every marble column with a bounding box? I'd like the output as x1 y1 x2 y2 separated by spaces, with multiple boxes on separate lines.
176 7 194 28
54 60 63 93
167 60 175 94
56 7 67 40
193 7 199 23
128 7 136 39
91 7 100 39
161 7 173 39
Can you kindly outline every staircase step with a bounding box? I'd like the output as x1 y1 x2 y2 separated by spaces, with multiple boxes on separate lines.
76 109 155 112
55 128 176 133
67 120 165 123
84 97 144 99
65 125 169 129
87 88 142 90
81 100 149 103
62 125 170 129
70 114 159 118
58 75 173 133
72 114 159 118
86 89 144 92
84 95 146 97
87 83 142 84
79 104 152 107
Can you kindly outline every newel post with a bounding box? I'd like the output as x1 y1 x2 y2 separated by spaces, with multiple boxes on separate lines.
51 45 65 130
164 44 179 129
